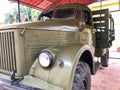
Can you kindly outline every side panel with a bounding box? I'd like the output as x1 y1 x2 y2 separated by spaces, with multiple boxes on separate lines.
92 9 115 57
92 9 109 48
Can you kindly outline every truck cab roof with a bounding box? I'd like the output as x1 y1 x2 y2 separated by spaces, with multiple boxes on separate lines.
38 4 91 21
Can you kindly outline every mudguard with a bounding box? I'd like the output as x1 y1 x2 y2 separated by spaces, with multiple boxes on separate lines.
29 44 94 90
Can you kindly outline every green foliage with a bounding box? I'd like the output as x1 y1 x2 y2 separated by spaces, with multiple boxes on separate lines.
5 13 15 24
5 5 41 23
31 9 41 21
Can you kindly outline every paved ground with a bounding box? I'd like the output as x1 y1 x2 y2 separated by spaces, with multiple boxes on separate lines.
91 58 120 90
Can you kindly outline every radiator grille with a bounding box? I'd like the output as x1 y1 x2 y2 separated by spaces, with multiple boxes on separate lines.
0 31 17 74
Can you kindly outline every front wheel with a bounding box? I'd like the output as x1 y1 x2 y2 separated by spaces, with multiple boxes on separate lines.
72 61 91 90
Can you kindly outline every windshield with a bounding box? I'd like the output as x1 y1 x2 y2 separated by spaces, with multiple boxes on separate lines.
54 8 76 19
38 11 53 21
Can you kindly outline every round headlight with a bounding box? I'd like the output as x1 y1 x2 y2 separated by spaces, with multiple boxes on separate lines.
38 51 53 68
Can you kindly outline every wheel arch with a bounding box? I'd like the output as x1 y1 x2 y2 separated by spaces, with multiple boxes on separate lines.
80 50 94 75
68 45 95 90
29 44 95 90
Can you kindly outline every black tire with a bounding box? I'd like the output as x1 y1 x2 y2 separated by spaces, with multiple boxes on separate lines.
101 48 109 67
72 61 91 90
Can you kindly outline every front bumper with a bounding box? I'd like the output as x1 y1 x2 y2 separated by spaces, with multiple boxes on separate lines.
0 74 63 90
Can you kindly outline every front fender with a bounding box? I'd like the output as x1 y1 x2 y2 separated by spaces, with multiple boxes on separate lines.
48 44 94 90
29 44 94 90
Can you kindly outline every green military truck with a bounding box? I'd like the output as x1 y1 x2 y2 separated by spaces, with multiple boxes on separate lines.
0 4 115 90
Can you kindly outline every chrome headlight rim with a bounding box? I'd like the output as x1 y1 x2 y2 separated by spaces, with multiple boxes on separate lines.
38 50 53 68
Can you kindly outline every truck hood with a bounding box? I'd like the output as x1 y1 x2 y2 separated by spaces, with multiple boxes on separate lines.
0 19 78 31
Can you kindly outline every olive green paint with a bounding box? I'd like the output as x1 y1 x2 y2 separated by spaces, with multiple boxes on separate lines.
0 4 114 90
